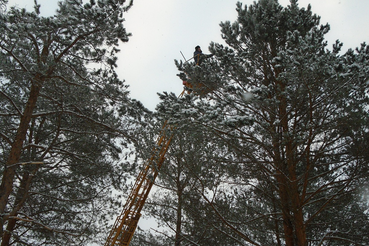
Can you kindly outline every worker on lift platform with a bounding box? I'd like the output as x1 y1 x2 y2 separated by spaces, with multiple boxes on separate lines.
182 45 214 93
193 45 213 65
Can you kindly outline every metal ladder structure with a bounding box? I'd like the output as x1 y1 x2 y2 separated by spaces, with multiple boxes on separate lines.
104 89 184 246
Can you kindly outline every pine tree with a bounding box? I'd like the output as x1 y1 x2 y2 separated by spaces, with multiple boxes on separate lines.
169 0 369 245
0 0 144 244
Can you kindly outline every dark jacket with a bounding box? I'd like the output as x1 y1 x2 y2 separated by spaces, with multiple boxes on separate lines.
193 50 202 65
193 50 213 65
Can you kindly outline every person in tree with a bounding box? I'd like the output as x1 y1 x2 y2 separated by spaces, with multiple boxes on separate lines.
179 46 214 94
193 45 213 65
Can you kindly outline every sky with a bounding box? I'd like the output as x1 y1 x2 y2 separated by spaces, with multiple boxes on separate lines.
6 0 369 111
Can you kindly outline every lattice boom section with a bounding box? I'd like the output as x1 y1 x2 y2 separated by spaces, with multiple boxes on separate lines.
105 123 174 246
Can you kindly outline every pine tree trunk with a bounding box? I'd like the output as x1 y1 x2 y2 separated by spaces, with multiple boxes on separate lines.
273 133 295 246
0 81 42 237
2 169 32 245
275 172 295 246
175 165 183 246
2 161 39 245
288 156 307 246
279 79 307 246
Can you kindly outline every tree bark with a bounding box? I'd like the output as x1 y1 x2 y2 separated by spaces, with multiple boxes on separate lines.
175 189 182 246
278 78 307 246
1 165 38 246
275 172 295 246
175 162 183 246
0 81 42 237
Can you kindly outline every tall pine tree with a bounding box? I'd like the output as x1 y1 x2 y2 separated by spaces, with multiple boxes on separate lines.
166 0 369 245
0 0 145 244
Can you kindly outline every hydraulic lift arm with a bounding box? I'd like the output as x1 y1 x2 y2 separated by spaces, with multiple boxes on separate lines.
104 119 175 246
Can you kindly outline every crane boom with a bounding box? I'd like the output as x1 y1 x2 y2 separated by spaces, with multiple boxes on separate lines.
105 119 175 246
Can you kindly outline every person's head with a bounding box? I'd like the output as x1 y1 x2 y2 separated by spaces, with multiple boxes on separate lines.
195 45 201 52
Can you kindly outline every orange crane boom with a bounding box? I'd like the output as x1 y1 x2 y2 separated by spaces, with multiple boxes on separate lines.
104 84 198 245
104 118 175 246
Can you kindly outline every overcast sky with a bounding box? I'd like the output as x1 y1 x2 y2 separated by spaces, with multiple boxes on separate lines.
6 0 369 111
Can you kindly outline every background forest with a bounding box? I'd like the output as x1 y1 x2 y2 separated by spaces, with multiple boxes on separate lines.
1 0 369 246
